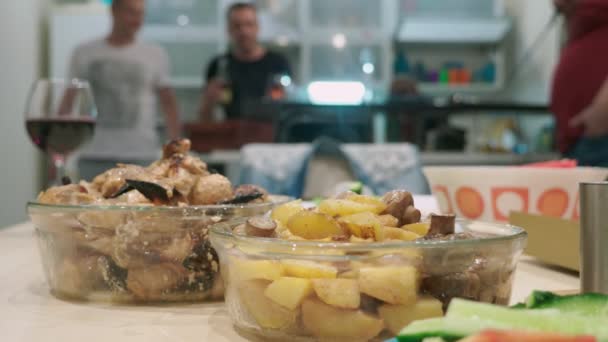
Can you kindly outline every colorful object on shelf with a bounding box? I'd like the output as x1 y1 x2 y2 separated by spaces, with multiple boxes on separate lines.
480 62 496 83
427 70 439 83
459 69 472 84
439 69 450 84
394 49 410 76
448 69 460 85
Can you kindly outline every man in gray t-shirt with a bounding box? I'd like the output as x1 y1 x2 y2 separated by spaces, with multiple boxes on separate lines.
68 0 179 178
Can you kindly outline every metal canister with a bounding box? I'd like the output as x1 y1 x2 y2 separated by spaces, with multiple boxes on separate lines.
580 182 608 294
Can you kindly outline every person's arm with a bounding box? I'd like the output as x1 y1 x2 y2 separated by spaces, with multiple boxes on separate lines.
570 76 608 136
199 58 222 122
158 87 180 139
199 80 224 123
554 0 578 15
155 48 180 139
57 48 84 115
57 88 78 116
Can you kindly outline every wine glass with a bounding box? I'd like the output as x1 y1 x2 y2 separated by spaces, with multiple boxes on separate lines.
25 79 97 187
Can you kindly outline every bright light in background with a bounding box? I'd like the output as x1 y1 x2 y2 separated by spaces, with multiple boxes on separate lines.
276 35 289 47
177 15 190 27
362 62 375 74
307 81 365 105
331 33 347 49
280 75 292 87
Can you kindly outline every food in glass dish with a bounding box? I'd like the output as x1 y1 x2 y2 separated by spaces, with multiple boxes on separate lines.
28 139 288 303
210 191 527 341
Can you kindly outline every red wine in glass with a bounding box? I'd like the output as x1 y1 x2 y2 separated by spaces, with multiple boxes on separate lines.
26 117 95 155
24 79 97 187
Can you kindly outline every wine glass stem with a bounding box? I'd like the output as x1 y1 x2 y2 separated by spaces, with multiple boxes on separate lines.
51 153 66 186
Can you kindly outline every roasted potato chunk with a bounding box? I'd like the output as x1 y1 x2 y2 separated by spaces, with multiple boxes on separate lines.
287 211 344 240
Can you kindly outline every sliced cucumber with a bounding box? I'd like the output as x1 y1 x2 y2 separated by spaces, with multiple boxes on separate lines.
447 299 608 340
397 317 505 342
398 296 608 342
510 302 526 309
526 291 608 316
349 181 363 195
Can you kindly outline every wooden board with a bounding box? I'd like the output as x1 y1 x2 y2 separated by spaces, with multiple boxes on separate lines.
510 212 580 271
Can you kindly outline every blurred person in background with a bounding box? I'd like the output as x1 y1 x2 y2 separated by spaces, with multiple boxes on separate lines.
199 2 291 122
66 0 179 179
551 0 608 166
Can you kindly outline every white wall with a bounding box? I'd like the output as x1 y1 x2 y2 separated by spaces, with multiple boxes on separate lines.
0 0 47 227
504 0 562 102
448 1 561 151
504 0 562 148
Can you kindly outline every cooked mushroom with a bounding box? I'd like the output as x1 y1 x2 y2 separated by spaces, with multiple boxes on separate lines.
403 205 422 225
245 216 277 237
428 214 456 236
381 190 414 226
421 270 481 311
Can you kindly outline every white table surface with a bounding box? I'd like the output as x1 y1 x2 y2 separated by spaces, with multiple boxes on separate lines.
1 209 579 341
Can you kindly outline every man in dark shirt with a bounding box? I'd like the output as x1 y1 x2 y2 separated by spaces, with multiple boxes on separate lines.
199 2 291 121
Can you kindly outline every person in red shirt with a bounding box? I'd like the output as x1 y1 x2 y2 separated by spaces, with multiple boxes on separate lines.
551 0 608 166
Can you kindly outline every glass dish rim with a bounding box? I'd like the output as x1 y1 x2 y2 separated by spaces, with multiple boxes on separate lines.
210 218 528 251
27 195 293 212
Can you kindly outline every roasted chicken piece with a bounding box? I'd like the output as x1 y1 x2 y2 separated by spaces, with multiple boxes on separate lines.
162 138 192 159
91 164 147 198
112 219 194 268
127 263 187 300
37 184 98 205
149 139 208 175
107 190 152 206
190 174 234 205
53 253 107 296
165 156 199 199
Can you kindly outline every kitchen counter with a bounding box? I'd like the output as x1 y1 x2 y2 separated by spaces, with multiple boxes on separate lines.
0 219 578 341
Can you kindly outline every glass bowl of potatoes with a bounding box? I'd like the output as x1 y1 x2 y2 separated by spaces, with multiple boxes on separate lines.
210 191 527 341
